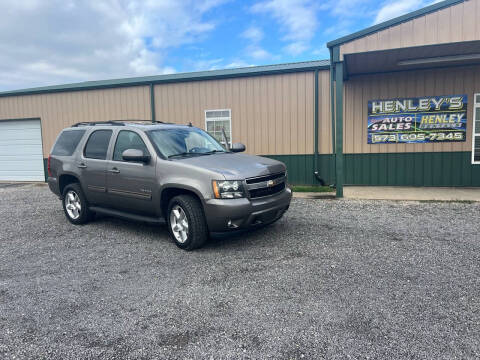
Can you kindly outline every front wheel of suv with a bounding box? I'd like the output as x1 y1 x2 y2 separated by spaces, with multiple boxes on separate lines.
167 195 208 250
62 183 93 225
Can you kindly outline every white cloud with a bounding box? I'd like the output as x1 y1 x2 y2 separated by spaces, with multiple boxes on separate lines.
329 0 370 18
225 60 255 68
192 58 224 71
283 42 309 55
241 25 271 60
248 46 271 60
0 0 224 91
318 0 434 41
374 0 429 24
252 0 318 55
242 26 264 42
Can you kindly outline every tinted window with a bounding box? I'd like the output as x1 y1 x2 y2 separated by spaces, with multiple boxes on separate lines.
113 131 149 161
51 130 86 156
84 130 112 160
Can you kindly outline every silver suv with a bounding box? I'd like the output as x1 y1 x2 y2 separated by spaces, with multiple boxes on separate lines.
47 121 292 250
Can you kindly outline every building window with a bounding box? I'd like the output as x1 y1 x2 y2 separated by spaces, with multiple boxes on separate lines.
205 109 231 147
473 94 480 164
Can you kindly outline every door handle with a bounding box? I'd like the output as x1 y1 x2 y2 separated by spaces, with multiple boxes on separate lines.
77 162 87 168
109 167 120 174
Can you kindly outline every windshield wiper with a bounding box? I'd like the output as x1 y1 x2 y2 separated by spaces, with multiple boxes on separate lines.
168 149 226 159
203 149 226 155
168 152 198 159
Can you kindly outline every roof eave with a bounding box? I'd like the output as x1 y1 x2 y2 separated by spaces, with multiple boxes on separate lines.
0 60 330 98
327 0 465 49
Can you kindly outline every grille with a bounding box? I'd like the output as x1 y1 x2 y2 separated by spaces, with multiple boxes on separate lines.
249 182 285 199
246 172 285 184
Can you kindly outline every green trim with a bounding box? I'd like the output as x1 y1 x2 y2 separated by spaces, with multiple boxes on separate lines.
332 46 340 63
334 61 344 198
327 0 464 48
0 60 330 98
42 152 480 187
313 69 319 175
150 83 156 123
262 154 335 186
291 185 335 193
344 152 480 187
44 158 48 182
43 154 335 186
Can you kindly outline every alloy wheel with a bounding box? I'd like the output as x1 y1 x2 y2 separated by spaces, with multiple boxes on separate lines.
170 205 189 243
65 190 81 220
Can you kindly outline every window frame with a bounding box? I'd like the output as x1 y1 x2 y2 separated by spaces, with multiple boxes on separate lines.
472 93 480 165
204 109 232 147
111 130 151 163
83 129 113 160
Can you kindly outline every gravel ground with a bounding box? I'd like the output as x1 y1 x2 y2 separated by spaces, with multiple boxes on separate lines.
0 184 479 359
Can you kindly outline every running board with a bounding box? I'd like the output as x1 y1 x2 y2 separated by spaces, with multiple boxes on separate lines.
89 206 166 225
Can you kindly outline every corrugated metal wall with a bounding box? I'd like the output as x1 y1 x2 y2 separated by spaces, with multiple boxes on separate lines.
0 86 151 155
317 70 332 154
154 70 332 155
0 71 332 158
339 0 479 59
343 64 478 154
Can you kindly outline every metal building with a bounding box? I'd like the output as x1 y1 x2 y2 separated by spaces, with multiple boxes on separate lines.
0 0 479 197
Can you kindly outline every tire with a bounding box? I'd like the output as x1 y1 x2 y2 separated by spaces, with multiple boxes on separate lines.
167 195 208 250
62 183 93 225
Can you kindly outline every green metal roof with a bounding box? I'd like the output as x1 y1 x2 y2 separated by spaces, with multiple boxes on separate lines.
0 60 330 98
327 0 465 48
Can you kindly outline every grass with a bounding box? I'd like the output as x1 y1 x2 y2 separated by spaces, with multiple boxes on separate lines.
291 185 335 193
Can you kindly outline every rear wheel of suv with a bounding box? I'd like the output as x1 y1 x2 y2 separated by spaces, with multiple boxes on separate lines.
62 183 93 225
167 195 208 250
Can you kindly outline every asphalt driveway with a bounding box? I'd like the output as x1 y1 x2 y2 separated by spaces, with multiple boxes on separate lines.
0 184 479 359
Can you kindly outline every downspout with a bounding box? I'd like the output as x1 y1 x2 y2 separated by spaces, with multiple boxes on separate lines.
150 83 156 123
313 68 323 185
332 46 344 198
329 48 336 189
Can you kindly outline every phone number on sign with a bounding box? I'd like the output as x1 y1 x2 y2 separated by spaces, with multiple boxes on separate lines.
371 132 465 143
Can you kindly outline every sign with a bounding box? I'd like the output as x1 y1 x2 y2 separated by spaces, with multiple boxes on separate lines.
367 95 467 144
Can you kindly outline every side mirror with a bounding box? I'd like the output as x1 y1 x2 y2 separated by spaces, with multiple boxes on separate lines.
230 143 246 153
122 149 150 163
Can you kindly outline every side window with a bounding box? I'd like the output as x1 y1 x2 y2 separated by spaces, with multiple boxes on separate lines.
113 130 149 161
205 109 231 146
51 130 86 156
84 130 113 160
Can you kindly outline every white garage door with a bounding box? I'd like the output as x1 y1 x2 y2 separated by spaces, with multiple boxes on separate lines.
0 119 44 181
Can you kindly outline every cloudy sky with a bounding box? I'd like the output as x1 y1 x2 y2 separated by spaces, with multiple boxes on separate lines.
0 0 438 91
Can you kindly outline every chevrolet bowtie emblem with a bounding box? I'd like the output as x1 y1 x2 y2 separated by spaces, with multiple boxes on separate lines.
267 180 274 187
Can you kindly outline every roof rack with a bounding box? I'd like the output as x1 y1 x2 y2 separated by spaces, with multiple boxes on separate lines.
70 119 174 127
71 120 126 127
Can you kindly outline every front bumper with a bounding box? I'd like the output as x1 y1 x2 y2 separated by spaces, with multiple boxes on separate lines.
203 187 292 233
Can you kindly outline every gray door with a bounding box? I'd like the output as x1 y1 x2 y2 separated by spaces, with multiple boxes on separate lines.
78 129 113 206
106 130 157 215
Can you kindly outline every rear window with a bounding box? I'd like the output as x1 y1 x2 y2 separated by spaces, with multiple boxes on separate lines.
84 130 113 160
51 130 86 156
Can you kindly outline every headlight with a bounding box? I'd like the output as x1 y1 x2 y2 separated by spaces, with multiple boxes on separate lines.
212 180 245 199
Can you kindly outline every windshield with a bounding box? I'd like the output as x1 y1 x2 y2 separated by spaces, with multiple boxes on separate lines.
147 127 226 158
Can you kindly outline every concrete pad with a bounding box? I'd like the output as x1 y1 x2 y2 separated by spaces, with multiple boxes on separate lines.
344 186 480 202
